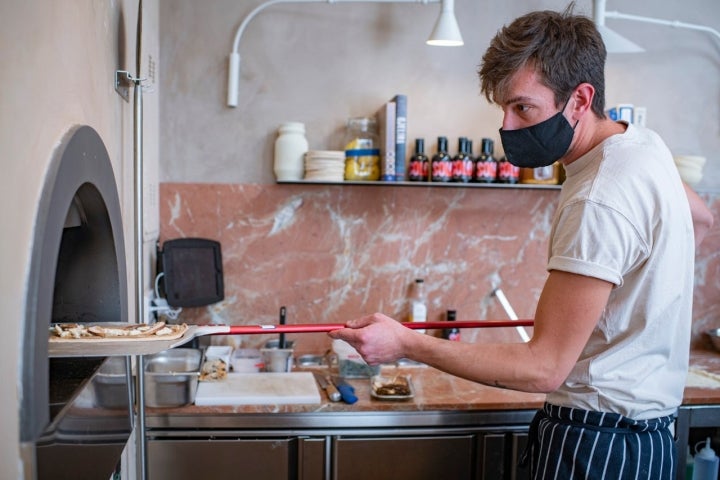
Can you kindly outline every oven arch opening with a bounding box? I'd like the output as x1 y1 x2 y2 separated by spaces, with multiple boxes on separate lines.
20 125 129 478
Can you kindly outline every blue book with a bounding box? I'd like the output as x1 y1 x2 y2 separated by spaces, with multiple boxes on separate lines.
393 94 407 181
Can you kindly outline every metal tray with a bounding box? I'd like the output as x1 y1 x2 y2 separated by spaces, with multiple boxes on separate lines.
370 374 415 400
93 357 132 409
144 348 202 407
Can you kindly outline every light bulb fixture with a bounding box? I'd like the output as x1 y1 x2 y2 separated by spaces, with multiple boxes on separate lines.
227 0 463 107
427 0 463 46
593 0 720 54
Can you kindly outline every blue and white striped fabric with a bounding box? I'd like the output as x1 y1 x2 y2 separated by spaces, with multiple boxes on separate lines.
520 403 677 479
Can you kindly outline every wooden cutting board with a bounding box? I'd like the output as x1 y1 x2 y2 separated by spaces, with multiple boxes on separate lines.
194 372 321 405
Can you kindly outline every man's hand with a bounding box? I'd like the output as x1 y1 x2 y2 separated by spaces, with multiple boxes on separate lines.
329 313 413 365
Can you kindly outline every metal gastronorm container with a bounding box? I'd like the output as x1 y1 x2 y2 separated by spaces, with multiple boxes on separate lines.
144 348 202 407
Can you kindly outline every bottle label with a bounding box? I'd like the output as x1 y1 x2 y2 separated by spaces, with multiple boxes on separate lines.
408 159 427 181
498 161 520 181
432 160 452 181
410 302 427 323
346 148 380 157
475 160 497 182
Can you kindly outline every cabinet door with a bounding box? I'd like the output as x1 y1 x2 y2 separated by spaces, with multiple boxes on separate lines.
478 433 507 479
333 434 474 480
148 438 294 480
299 436 326 480
511 432 530 480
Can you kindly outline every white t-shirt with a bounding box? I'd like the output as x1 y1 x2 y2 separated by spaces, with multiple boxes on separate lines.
545 123 695 420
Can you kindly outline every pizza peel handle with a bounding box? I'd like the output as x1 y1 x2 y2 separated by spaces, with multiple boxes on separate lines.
205 320 534 336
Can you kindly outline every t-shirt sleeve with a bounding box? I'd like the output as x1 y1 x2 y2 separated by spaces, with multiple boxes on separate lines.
547 200 650 287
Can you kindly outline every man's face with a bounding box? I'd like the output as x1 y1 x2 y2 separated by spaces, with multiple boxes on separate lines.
498 65 562 131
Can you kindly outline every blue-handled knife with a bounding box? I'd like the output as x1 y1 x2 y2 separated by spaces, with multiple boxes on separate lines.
332 376 358 404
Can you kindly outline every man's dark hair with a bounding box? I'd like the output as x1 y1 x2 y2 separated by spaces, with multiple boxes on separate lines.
479 4 607 117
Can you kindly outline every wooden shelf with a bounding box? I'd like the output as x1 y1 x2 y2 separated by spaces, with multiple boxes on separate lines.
278 180 561 190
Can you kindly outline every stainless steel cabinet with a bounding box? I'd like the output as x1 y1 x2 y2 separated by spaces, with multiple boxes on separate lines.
146 405 720 480
146 410 538 479
147 431 530 480
147 438 297 480
333 434 474 479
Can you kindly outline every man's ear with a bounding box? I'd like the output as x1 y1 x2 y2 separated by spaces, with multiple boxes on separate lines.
571 83 595 119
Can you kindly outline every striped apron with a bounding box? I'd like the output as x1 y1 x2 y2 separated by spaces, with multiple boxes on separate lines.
519 403 677 479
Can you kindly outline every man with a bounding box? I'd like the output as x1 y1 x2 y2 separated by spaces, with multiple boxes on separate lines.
329 5 713 479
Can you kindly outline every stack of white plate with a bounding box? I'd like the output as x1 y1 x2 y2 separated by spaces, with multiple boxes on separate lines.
304 150 345 181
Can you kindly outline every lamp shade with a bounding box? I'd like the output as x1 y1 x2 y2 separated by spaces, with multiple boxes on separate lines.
427 0 464 46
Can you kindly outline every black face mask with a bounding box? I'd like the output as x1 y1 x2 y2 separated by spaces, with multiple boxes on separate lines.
499 100 577 168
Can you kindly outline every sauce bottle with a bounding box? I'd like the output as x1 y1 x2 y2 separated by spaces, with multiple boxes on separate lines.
451 137 472 183
474 138 497 183
431 137 452 182
442 310 461 341
692 438 719 480
497 155 520 184
408 138 429 182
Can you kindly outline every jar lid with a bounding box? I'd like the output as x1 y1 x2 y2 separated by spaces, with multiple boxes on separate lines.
278 122 305 133
347 117 376 130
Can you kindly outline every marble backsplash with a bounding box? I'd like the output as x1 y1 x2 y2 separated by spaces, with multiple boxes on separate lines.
159 183 719 355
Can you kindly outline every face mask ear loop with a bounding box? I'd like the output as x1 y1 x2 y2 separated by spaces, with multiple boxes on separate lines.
559 94 579 131
560 90 580 131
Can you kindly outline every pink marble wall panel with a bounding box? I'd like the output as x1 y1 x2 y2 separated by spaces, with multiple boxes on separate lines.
693 195 720 347
159 184 719 354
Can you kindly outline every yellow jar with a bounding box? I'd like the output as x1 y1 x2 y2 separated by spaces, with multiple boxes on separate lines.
344 117 380 181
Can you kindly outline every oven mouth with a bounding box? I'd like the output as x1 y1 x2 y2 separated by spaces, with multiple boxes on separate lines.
20 125 130 478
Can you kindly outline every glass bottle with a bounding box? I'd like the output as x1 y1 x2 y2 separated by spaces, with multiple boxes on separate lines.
408 278 427 334
431 136 452 182
497 155 520 184
451 137 473 183
474 138 497 183
343 117 380 181
442 309 461 341
274 122 309 181
408 138 429 182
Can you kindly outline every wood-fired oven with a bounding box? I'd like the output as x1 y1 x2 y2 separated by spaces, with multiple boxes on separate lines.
19 125 132 479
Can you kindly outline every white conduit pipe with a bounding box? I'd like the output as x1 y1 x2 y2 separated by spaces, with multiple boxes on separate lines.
492 288 531 343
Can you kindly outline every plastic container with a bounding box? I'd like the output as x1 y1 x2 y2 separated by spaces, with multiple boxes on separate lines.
231 348 263 373
274 122 309 181
692 438 719 480
261 348 294 372
332 339 380 378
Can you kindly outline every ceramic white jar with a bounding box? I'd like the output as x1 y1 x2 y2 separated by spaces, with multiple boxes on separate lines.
274 122 308 181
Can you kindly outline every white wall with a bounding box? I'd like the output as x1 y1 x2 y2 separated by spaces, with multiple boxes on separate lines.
0 1 159 478
159 0 719 192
